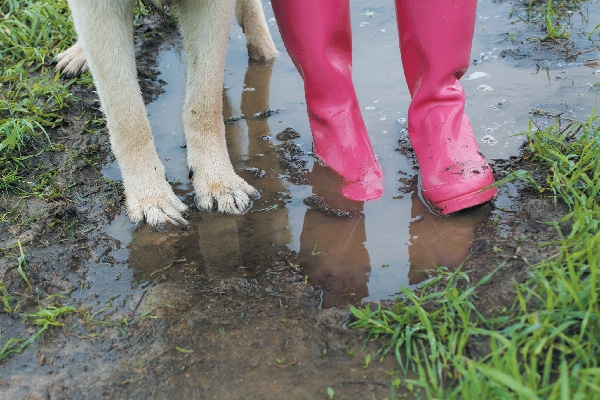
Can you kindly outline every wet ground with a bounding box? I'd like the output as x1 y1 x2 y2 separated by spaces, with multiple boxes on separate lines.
1 0 599 398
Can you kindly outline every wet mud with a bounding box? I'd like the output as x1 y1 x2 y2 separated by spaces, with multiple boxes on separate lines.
1 1 599 399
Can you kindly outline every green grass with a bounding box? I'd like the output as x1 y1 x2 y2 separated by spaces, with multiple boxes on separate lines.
512 0 583 40
539 0 571 40
0 249 78 362
0 0 87 356
0 0 90 197
350 115 600 398
0 301 78 362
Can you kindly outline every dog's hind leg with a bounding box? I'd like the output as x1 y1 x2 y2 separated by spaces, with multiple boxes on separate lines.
178 0 259 214
67 0 187 225
54 41 88 77
235 0 278 60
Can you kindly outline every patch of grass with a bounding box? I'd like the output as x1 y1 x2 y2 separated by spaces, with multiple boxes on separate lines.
0 0 89 197
540 0 571 40
590 22 600 40
16 240 32 289
0 281 13 313
139 287 174 320
0 298 77 362
350 114 600 398
327 387 335 400
0 242 79 362
511 0 584 40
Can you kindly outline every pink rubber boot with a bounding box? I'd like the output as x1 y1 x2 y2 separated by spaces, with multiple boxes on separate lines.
272 0 383 201
395 0 497 214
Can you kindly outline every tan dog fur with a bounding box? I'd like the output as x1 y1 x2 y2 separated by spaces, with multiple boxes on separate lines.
58 0 277 225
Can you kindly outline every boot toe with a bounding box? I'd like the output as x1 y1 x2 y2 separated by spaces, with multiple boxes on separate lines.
420 167 496 215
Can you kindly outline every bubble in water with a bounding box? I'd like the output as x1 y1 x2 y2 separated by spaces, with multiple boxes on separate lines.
466 71 490 80
489 99 506 110
482 134 497 145
477 84 493 92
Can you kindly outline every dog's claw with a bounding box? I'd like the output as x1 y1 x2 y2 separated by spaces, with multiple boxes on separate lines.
53 41 89 78
126 193 188 227
249 188 261 200
144 205 188 227
194 178 259 215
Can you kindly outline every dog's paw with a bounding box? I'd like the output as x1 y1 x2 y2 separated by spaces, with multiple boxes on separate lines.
54 41 88 77
235 2 278 61
193 172 260 214
246 34 278 61
126 188 188 226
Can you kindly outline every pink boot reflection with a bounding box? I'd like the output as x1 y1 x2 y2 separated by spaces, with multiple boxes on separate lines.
295 163 371 308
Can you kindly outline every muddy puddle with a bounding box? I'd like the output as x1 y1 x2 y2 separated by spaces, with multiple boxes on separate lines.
99 0 600 308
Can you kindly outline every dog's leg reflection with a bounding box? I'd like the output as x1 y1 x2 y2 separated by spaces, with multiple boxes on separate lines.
228 58 276 164
238 57 293 254
296 164 371 308
407 188 488 285
197 214 243 276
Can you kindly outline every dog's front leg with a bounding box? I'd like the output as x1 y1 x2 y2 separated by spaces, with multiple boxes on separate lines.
178 0 259 214
67 0 187 225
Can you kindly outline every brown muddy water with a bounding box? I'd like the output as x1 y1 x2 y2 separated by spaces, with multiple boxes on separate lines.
98 0 600 309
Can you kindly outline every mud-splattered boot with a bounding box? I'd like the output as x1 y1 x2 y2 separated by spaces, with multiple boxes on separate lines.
395 0 497 214
272 0 383 201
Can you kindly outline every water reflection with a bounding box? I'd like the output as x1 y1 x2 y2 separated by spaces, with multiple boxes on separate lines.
295 164 370 308
407 189 489 285
115 20 493 309
294 166 490 307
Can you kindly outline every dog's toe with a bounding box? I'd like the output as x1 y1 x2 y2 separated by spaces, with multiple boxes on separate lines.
55 58 88 78
248 186 261 201
194 193 215 213
144 204 188 227
227 184 260 214
219 188 250 214
126 194 188 226
194 179 259 214
127 205 145 225
53 42 88 78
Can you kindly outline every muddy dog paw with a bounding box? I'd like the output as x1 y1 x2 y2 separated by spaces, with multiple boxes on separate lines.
235 0 278 60
121 160 187 226
192 168 260 214
53 41 88 77
125 178 188 226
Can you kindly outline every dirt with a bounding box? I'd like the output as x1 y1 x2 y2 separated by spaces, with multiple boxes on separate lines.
0 10 591 400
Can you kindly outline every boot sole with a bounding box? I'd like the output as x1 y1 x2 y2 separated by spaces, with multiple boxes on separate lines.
424 186 497 215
